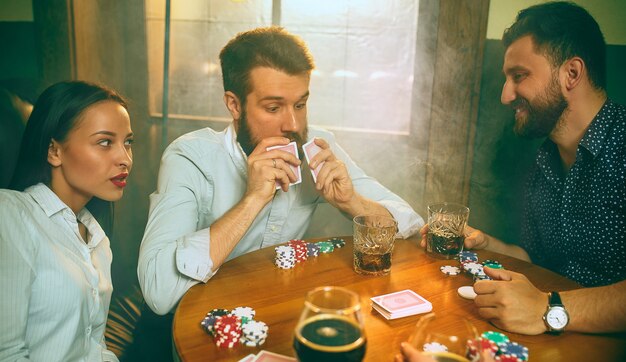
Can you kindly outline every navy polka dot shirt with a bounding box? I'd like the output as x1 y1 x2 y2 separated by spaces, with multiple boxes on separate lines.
521 100 626 287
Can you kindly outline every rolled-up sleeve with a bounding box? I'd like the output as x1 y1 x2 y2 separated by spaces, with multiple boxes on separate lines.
138 147 217 315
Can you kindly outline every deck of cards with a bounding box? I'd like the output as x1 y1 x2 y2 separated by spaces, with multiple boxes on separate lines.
371 289 433 320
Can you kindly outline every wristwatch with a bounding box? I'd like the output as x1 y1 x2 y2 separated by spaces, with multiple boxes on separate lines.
543 291 569 334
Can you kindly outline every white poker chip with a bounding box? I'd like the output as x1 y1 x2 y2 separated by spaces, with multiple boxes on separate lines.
232 306 256 320
423 342 448 353
463 262 483 274
458 285 477 300
440 265 461 275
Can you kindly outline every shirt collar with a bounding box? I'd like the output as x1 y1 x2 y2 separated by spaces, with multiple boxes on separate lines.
578 99 614 158
26 183 106 247
224 123 249 175
26 183 70 218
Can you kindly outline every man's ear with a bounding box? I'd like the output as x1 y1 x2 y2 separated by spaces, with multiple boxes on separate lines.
562 57 584 91
224 91 242 123
47 139 62 167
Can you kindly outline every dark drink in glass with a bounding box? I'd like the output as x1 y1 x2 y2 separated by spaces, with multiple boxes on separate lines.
294 315 366 362
353 250 392 275
426 232 464 258
426 203 469 259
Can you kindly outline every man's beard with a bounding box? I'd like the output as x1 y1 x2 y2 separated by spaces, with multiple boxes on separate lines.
512 74 568 139
236 107 308 156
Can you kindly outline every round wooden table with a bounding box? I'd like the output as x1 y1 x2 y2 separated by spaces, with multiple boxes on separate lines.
173 237 626 361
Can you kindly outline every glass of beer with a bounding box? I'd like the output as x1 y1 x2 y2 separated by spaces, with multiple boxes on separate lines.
426 203 470 259
409 312 481 362
353 214 397 275
293 286 366 362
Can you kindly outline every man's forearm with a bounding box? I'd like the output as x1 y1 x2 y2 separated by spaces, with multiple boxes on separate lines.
335 193 392 219
562 280 626 333
209 194 268 271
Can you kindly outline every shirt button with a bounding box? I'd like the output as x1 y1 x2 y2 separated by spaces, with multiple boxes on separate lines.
86 326 92 335
271 225 277 232
92 288 98 297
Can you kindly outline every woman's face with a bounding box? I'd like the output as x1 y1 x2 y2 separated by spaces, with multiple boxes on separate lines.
49 100 133 211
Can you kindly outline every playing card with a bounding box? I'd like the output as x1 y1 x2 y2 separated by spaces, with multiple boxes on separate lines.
371 289 432 315
266 141 302 189
252 350 297 362
302 138 323 183
238 354 256 362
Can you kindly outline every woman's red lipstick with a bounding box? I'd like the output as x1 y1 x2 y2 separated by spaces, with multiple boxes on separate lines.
111 172 129 188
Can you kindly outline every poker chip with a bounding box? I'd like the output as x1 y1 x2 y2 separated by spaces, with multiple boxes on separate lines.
306 242 320 257
423 342 448 353
466 337 499 361
459 250 479 263
231 306 256 324
327 238 346 248
457 286 477 300
201 306 270 349
209 308 230 317
241 320 268 346
463 262 484 276
473 273 492 282
288 239 309 263
496 354 524 362
499 341 529 361
440 265 461 275
275 245 297 269
483 260 503 269
482 331 510 347
316 241 335 253
200 314 218 336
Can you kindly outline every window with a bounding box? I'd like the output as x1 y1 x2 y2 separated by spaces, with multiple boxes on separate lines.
146 0 418 135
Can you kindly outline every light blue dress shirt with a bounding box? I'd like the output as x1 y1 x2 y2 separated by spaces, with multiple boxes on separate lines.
138 124 423 315
0 184 118 362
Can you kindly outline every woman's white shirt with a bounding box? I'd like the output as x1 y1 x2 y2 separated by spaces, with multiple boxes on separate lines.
0 183 118 361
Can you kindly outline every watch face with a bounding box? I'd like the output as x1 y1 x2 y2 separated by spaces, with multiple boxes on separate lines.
546 307 569 329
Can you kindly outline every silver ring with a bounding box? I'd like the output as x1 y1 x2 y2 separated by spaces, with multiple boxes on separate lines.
272 159 277 168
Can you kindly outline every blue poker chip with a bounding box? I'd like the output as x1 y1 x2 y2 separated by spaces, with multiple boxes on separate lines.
499 341 529 361
459 250 478 262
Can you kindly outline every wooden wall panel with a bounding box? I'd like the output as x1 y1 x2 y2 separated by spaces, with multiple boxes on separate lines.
423 0 489 208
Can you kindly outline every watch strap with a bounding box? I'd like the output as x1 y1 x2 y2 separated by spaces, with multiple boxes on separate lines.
549 291 563 306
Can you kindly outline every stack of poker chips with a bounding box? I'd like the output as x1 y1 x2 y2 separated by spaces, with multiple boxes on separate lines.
273 238 346 269
306 242 320 257
424 331 528 361
275 245 296 269
288 239 309 262
241 320 269 347
200 306 269 349
214 315 242 348
475 331 529 361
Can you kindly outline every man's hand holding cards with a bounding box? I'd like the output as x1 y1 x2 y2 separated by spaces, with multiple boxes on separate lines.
266 141 302 190
303 138 324 183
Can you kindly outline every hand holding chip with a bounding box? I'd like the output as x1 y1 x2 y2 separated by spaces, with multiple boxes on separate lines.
473 267 549 335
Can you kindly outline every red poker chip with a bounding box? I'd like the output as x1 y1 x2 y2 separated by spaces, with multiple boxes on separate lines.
497 354 523 362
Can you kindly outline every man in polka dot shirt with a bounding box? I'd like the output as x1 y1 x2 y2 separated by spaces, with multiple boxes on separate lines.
421 2 626 336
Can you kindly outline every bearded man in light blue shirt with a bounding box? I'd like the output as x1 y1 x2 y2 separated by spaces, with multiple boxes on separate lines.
138 26 423 315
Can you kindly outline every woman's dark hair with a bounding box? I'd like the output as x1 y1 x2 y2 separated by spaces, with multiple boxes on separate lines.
502 1 606 90
9 81 128 234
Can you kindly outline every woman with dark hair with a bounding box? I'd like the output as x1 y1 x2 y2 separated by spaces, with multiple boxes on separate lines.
0 81 133 361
